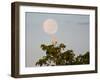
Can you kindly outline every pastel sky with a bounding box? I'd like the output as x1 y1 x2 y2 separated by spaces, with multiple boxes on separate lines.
25 12 89 67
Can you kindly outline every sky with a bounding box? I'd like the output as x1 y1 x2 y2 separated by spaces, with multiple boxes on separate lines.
25 12 89 67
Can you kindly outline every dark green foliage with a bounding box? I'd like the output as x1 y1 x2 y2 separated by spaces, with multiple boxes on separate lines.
35 43 89 66
75 52 89 64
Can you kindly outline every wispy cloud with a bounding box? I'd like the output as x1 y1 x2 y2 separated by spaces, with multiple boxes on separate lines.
77 22 89 25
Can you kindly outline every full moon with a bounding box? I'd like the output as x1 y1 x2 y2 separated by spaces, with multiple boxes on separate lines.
43 19 58 35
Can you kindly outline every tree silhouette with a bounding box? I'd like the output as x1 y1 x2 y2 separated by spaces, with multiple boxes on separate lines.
35 43 89 66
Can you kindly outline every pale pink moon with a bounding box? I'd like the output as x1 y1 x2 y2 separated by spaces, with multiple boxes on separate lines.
43 19 58 35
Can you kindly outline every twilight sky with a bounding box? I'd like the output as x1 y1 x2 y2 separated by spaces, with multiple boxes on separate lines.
25 12 89 67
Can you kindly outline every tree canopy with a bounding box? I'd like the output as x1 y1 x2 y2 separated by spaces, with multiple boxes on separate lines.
35 43 89 66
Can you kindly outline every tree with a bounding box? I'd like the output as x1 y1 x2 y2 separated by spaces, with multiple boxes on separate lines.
74 51 89 64
35 43 89 66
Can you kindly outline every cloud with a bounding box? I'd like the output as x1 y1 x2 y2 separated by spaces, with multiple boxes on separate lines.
77 22 89 25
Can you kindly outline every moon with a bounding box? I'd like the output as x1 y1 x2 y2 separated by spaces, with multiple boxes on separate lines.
43 19 58 35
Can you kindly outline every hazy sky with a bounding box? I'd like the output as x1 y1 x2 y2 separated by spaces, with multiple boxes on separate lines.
25 12 89 67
